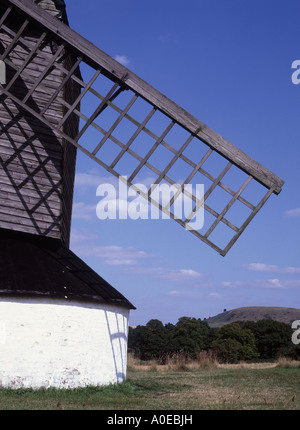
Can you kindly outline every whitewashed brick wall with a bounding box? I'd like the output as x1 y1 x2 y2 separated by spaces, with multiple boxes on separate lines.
0 298 130 389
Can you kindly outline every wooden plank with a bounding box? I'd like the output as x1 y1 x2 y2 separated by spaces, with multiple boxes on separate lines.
5 0 284 194
0 141 63 164
0 182 61 210
0 219 61 238
0 167 61 189
40 55 82 116
204 175 253 239
0 17 30 61
0 162 62 185
0 3 78 247
128 120 175 183
203 203 239 233
75 81 120 141
184 162 232 224
148 133 194 198
92 93 138 157
222 188 274 256
0 4 12 27
109 106 156 167
5 31 48 92
0 211 61 232
56 68 101 129
54 73 255 211
0 198 61 219
0 132 63 155
164 148 213 211
0 174 62 196
0 110 65 141
22 42 66 103
0 196 61 219
2 98 65 123
0 188 62 207
60 78 256 212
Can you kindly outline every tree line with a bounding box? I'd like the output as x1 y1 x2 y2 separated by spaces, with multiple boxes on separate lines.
128 317 300 363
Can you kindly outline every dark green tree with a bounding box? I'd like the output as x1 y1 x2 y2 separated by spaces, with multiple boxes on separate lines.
171 317 212 358
129 319 170 361
211 322 258 363
249 319 293 359
128 317 214 361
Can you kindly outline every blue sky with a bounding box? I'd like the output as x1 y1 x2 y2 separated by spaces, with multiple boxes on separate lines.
65 0 300 325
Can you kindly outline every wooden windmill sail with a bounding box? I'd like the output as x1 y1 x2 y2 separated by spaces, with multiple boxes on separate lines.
0 0 284 258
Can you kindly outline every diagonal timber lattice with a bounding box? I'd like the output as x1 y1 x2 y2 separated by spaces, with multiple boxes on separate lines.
0 0 284 256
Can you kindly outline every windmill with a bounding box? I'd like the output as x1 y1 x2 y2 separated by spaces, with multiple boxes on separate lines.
0 0 284 389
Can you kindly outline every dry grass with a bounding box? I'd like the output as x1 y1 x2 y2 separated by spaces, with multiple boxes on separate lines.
128 352 300 373
129 351 221 372
126 362 300 410
0 358 299 409
276 357 300 368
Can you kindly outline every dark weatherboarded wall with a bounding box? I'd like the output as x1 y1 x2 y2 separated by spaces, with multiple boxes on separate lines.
0 0 80 246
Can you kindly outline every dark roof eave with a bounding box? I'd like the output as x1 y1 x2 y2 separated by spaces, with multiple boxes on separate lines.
0 290 135 309
0 229 136 310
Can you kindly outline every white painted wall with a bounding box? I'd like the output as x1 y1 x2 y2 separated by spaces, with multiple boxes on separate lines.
0 298 130 389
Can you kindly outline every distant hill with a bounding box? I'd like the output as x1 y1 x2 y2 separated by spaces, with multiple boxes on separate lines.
205 306 300 328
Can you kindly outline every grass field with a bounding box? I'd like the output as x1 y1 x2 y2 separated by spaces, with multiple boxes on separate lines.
0 359 299 410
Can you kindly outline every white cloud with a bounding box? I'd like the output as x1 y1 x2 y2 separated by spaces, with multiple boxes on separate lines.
178 269 202 278
71 230 153 266
222 281 232 287
167 289 204 299
167 288 220 299
126 266 203 282
284 208 300 217
114 55 130 67
70 229 98 244
244 263 300 274
221 279 300 289
168 290 181 296
72 202 96 220
75 172 118 190
209 292 223 299
268 278 282 288
90 245 149 266
70 227 202 278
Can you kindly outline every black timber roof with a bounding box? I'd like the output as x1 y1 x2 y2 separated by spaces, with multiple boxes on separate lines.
0 229 135 309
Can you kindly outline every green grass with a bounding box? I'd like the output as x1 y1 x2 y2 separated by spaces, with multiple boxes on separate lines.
0 365 299 410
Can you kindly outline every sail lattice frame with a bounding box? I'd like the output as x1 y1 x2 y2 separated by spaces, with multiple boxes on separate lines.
0 0 284 255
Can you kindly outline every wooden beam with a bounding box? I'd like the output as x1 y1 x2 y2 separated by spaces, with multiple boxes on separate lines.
5 0 284 194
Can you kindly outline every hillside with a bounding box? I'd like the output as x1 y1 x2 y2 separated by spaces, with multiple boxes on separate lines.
206 306 300 328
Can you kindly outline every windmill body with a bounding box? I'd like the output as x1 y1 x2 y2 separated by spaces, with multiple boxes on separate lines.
0 0 134 389
0 0 283 388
